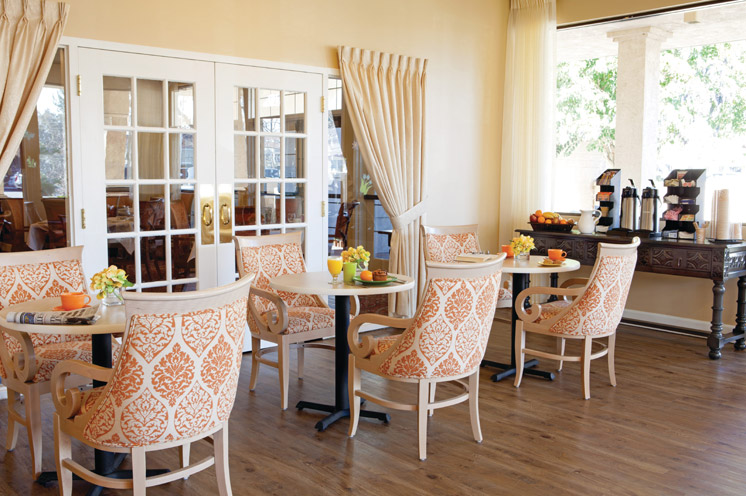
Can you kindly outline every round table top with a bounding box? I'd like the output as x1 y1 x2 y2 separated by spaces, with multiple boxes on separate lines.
0 297 126 335
502 256 581 274
270 271 415 296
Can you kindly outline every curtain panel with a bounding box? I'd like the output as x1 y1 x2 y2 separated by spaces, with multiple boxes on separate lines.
0 0 69 187
498 0 556 244
338 46 427 317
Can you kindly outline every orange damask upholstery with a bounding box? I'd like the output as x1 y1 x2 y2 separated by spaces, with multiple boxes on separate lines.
260 306 335 335
424 232 480 263
535 300 571 323
498 287 511 302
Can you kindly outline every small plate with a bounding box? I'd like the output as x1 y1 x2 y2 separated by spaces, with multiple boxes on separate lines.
539 258 565 267
352 275 397 286
52 305 91 311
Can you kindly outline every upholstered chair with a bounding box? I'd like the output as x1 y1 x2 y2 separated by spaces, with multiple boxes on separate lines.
514 238 640 399
347 256 505 460
421 224 512 309
51 275 253 496
0 246 94 478
234 232 356 410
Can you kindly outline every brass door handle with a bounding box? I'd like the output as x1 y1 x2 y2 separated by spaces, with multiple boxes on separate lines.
202 203 213 227
220 203 231 226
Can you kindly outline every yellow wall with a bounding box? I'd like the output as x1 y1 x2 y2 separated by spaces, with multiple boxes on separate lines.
557 0 709 25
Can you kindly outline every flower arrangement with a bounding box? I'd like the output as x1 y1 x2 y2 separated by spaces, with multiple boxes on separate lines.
342 245 371 269
510 234 535 256
90 265 134 302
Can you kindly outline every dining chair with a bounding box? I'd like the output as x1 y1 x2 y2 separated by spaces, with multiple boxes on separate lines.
347 256 506 460
234 232 355 410
0 246 94 478
513 238 640 399
0 198 29 252
328 201 359 249
51 275 253 496
420 224 512 309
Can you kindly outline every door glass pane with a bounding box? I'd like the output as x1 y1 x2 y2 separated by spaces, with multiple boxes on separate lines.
169 133 194 179
234 135 256 179
260 136 280 178
285 137 304 178
105 130 132 179
170 185 194 229
285 183 304 223
103 76 132 126
259 182 280 224
168 82 194 129
108 237 135 276
140 235 166 282
259 89 280 132
171 233 196 279
138 132 164 179
234 87 256 132
234 184 256 226
136 79 164 127
284 91 305 133
139 188 166 231
106 185 135 233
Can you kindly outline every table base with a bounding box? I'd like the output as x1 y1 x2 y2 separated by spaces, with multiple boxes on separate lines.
297 401 391 431
481 358 555 382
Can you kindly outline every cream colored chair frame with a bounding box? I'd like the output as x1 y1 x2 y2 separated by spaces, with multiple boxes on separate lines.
51 275 253 496
513 238 640 399
0 246 92 479
347 258 505 460
234 232 357 410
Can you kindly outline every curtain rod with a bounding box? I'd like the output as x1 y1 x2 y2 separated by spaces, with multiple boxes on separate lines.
558 0 745 30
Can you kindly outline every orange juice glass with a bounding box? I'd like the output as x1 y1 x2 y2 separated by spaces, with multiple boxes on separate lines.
327 257 343 283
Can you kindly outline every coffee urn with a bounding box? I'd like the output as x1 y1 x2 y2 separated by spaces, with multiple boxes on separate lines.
619 179 639 231
639 179 661 237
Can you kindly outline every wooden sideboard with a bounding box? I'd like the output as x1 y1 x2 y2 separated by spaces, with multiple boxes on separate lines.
517 229 746 360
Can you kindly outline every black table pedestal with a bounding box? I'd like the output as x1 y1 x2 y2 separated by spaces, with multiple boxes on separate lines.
296 295 390 431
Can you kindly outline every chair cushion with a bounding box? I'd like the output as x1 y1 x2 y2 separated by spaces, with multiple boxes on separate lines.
369 335 401 356
498 287 511 301
536 300 572 323
32 340 92 383
80 386 106 416
261 306 335 335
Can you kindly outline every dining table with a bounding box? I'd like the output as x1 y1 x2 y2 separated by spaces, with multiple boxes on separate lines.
269 271 415 431
482 255 581 382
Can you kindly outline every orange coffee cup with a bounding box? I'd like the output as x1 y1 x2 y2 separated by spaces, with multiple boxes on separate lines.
501 245 514 258
60 292 91 311
547 249 567 261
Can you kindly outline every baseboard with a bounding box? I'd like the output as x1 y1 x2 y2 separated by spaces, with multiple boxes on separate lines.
622 309 732 334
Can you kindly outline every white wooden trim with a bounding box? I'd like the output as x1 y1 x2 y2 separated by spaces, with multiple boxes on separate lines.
622 309 728 335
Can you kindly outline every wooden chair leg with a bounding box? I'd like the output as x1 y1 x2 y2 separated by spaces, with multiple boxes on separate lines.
348 356 361 438
54 414 72 496
514 321 526 388
215 423 232 496
6 389 20 451
468 371 482 443
249 337 261 391
417 380 429 461
279 339 290 410
26 388 43 478
608 333 617 387
297 345 305 380
582 336 592 400
132 447 146 496
557 337 566 372
179 443 191 480
428 382 436 417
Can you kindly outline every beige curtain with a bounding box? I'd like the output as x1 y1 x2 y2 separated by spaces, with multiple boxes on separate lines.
338 46 427 317
0 0 69 187
499 0 556 244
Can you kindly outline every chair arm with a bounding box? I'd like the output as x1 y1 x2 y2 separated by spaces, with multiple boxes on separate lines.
51 360 113 419
249 286 288 334
515 286 585 323
347 314 413 359
560 278 589 289
0 328 38 383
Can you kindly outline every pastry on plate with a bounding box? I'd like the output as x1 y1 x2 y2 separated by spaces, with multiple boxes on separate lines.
372 269 388 281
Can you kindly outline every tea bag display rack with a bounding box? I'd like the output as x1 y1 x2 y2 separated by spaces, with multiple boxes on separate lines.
661 169 706 240
594 168 621 233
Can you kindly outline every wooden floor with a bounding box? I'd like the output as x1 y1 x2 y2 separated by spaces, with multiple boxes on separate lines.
3 314 746 495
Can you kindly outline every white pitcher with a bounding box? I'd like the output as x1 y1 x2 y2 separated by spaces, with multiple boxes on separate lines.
578 209 601 234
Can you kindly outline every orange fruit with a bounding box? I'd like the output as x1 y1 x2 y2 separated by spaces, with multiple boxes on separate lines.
360 270 373 281
537 216 545 224
559 219 568 225
545 219 552 224
535 210 542 217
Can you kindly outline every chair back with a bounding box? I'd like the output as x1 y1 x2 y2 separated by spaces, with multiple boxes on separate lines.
81 275 253 448
330 201 360 247
421 224 481 263
546 238 640 337
377 255 506 379
234 232 321 314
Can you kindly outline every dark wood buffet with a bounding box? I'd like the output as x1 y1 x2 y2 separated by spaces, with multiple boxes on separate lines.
517 229 746 360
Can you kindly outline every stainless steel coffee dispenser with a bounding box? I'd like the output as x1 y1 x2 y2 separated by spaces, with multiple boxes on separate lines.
619 179 639 231
640 179 661 237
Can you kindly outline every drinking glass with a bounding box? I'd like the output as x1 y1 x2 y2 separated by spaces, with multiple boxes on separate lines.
327 257 343 283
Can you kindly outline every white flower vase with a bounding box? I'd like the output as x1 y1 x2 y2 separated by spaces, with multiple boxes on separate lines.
515 252 530 262
101 288 124 306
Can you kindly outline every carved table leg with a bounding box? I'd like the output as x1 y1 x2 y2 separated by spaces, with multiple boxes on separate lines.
734 276 746 351
708 280 726 360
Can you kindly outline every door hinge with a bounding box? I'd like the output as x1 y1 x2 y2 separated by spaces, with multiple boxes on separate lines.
321 200 327 217
320 96 325 113
81 208 86 229
77 75 82 96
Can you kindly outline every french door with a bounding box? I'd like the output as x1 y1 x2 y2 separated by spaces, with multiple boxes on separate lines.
77 49 324 294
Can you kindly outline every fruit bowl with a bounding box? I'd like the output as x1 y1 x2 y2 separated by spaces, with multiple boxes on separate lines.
529 222 574 232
